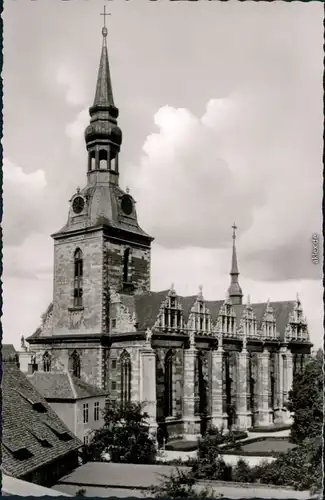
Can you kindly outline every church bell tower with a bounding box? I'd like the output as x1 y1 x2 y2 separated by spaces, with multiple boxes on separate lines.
50 14 154 338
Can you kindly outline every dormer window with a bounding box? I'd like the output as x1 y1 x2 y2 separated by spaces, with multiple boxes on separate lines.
74 249 83 307
45 423 73 442
18 392 47 413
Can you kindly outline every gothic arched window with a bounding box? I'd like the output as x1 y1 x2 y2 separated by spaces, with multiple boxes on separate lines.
43 351 51 372
123 248 130 283
71 350 81 378
74 249 83 307
164 350 173 417
120 351 131 405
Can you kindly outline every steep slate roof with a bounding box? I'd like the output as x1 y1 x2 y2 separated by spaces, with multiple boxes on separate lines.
2 344 18 361
27 372 107 400
134 290 170 330
232 301 295 337
2 363 81 479
132 291 294 337
134 292 224 329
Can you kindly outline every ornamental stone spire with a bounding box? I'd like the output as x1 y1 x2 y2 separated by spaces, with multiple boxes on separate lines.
228 223 243 305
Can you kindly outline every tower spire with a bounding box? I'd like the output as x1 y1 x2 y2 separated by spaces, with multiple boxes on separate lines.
84 9 122 183
227 223 243 305
93 6 114 107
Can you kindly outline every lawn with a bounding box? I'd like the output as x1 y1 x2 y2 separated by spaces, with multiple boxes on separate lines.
225 437 297 456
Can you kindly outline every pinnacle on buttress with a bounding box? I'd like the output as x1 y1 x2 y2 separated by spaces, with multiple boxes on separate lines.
227 223 243 305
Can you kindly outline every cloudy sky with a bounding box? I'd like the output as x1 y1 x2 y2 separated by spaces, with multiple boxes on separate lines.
3 0 323 349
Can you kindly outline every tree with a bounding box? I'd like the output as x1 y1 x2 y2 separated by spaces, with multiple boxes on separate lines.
86 399 157 464
287 350 323 444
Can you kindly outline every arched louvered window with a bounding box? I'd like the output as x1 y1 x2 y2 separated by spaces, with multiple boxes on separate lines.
164 350 173 417
120 351 131 405
70 350 81 378
74 249 83 307
123 248 130 283
43 351 51 372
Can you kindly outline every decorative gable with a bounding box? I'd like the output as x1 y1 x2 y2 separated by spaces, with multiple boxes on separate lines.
109 289 137 333
187 287 212 335
154 285 184 331
215 297 236 336
239 296 257 338
260 300 277 340
35 303 54 338
285 294 309 342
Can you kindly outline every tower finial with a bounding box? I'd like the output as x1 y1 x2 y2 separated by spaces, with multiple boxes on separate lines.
232 222 237 240
100 6 110 45
227 222 243 305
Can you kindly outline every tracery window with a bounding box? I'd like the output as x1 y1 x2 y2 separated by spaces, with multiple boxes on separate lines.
43 351 51 372
120 351 131 405
73 249 83 307
164 350 173 417
70 350 81 378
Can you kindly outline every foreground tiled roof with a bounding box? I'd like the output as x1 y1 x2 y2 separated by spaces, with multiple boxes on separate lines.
2 344 18 361
2 474 71 497
2 363 81 479
27 372 107 400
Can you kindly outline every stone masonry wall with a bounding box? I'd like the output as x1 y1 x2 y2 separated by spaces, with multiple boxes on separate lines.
52 231 104 335
31 342 102 388
105 239 151 294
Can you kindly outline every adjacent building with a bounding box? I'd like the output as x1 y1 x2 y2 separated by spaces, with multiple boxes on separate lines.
2 349 81 487
27 371 107 444
26 21 312 439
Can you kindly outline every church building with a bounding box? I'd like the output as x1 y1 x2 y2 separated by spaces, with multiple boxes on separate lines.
26 20 312 438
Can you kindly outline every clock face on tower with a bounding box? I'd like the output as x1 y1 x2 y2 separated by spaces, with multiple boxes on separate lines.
121 195 133 216
72 196 85 214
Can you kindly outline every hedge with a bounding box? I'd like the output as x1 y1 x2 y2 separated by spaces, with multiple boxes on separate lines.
166 431 248 452
165 440 198 452
248 423 292 432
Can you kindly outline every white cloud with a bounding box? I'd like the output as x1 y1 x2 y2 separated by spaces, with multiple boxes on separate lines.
3 158 48 245
56 65 87 106
127 95 321 282
65 108 89 156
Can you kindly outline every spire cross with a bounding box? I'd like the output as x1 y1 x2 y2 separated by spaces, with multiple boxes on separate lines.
100 6 111 41
100 5 111 28
232 222 237 240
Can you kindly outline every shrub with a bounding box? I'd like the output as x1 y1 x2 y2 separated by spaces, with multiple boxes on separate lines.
232 458 254 483
75 488 86 497
252 437 322 491
149 468 219 498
